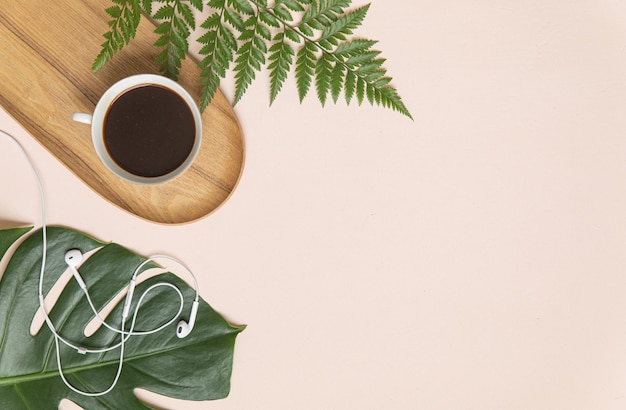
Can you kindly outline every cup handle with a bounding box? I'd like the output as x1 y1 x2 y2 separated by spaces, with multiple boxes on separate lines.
72 112 93 125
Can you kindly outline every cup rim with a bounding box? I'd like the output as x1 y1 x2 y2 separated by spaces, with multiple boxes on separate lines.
91 74 202 185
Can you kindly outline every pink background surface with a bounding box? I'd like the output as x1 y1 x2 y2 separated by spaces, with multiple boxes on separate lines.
3 1 626 408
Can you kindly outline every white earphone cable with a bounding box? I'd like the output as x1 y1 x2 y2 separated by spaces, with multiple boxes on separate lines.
1 129 200 397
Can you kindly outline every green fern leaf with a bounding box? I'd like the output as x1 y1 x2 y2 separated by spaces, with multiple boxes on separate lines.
149 0 203 80
208 0 226 8
318 4 369 50
198 9 238 110
153 4 174 19
284 28 301 43
256 24 272 41
298 23 315 38
141 0 152 14
93 0 141 72
295 41 317 102
105 6 121 18
335 39 377 57
344 69 356 104
201 12 222 29
302 0 350 26
224 9 246 32
96 0 412 118
259 10 280 28
273 5 294 22
220 23 239 49
173 14 191 38
280 0 305 12
268 33 295 104
233 14 268 104
189 0 204 11
315 52 333 106
92 49 110 72
229 0 255 15
330 62 345 103
345 50 382 67
176 1 195 28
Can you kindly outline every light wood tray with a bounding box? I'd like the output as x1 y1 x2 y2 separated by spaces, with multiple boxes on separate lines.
0 1 245 224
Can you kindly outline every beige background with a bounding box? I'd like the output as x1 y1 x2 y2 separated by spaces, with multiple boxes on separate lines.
2 0 626 408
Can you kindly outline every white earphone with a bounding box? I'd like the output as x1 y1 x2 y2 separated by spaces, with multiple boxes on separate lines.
62 248 200 339
1 129 202 397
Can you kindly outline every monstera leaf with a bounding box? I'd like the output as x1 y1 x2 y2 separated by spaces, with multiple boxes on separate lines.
0 226 244 409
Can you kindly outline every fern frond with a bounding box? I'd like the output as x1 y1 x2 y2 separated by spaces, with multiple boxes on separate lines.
315 52 333 106
151 0 202 80
95 0 412 118
299 0 351 37
268 32 295 104
317 4 369 50
330 62 345 103
230 0 255 15
198 8 239 110
339 42 412 118
141 0 152 15
295 41 317 102
93 0 141 72
277 0 305 12
334 39 377 57
233 13 269 104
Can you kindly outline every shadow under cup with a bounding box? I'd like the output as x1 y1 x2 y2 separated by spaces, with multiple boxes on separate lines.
88 75 202 185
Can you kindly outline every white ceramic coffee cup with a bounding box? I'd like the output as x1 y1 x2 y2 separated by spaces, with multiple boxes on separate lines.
73 74 202 185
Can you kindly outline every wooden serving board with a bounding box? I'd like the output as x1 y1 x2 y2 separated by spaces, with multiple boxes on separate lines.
0 0 245 224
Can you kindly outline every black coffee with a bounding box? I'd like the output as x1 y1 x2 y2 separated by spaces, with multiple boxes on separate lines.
103 84 196 178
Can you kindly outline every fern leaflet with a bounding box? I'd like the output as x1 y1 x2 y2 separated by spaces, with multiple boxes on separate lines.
92 0 141 71
268 32 295 104
152 0 199 80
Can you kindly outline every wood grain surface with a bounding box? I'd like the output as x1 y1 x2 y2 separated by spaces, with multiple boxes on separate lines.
0 0 245 224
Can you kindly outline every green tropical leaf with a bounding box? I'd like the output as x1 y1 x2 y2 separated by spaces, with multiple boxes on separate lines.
0 226 243 409
0 226 31 261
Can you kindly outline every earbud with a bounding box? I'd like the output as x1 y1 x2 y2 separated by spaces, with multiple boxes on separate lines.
64 249 87 290
64 249 83 267
176 300 199 338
